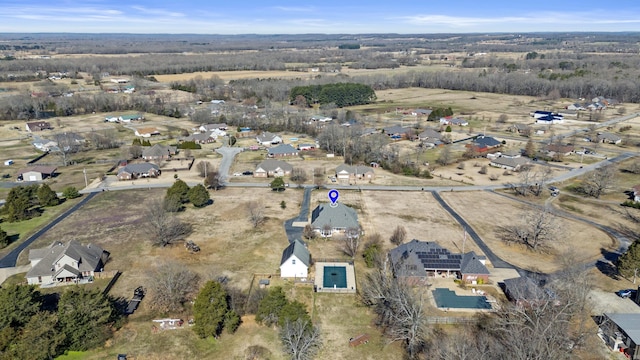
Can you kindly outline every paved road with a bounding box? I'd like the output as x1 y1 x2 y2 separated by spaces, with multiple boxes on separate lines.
431 191 515 269
283 186 314 242
215 146 243 184
0 192 97 268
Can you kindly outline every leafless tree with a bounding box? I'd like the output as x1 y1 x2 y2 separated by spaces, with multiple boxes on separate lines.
497 208 561 252
146 199 193 246
436 145 454 166
128 145 143 159
302 224 316 240
280 318 322 360
339 228 361 258
53 131 82 166
290 168 308 185
204 169 223 190
497 114 509 123
360 265 430 359
196 160 213 177
147 262 200 312
389 225 407 246
581 164 617 198
247 201 266 228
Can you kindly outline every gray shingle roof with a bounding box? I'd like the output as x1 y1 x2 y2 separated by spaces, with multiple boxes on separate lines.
142 144 176 158
27 241 108 280
383 125 411 135
256 132 280 143
256 159 293 173
310 203 359 230
280 239 310 267
418 128 441 139
118 163 160 175
604 313 640 346
335 164 373 175
268 144 298 156
490 157 529 169
460 252 490 275
473 136 501 148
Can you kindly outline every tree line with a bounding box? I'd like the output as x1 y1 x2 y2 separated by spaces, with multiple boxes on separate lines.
290 83 376 108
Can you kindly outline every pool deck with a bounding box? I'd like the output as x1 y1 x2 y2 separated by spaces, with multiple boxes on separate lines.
315 262 356 293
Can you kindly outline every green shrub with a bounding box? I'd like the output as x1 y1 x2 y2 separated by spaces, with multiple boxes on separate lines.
62 186 81 199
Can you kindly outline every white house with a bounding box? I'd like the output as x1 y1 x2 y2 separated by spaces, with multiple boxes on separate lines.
256 132 282 146
280 239 310 278
26 241 109 286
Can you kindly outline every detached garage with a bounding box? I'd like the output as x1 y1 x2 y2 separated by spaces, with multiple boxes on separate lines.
17 166 57 182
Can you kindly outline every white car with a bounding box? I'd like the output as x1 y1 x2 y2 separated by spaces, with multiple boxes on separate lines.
233 172 242 176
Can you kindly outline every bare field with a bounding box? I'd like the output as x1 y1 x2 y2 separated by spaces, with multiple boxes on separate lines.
439 191 614 273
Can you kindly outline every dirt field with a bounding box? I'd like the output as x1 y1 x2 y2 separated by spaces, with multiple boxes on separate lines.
439 191 615 273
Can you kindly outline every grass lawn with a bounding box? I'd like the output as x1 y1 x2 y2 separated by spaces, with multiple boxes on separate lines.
0 197 82 262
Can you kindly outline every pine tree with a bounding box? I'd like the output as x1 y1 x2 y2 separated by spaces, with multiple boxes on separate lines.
193 281 231 338
617 240 640 282
167 179 190 203
37 184 59 207
188 184 210 208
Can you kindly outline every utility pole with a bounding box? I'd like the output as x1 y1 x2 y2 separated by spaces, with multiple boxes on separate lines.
83 168 88 187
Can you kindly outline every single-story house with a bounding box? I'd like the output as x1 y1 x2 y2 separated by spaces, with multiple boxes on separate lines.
117 163 161 180
26 121 52 132
598 313 640 359
383 125 413 140
632 185 640 202
280 239 311 278
298 143 316 151
268 144 299 158
468 136 502 153
412 109 433 117
310 202 360 237
104 116 119 123
418 128 441 142
597 132 622 144
335 164 375 183
26 240 109 286
142 144 177 161
566 103 586 111
183 132 217 144
119 114 144 122
535 115 564 124
545 144 574 156
134 127 161 138
508 123 532 135
256 132 282 146
587 102 607 111
199 123 228 132
502 276 557 308
530 111 559 119
32 138 58 152
388 239 490 285
254 159 293 178
17 165 57 181
490 157 530 171
439 117 468 126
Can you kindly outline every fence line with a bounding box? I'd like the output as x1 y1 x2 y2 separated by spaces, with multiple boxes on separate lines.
425 316 477 325
313 258 354 265
101 270 121 295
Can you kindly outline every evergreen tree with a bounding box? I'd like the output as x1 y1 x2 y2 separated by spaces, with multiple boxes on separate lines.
193 281 232 338
13 312 65 360
255 287 288 326
270 177 285 191
62 186 81 199
58 288 117 351
166 179 190 203
524 138 537 158
37 184 59 207
278 300 310 328
617 240 640 281
5 186 34 222
0 227 9 248
0 284 41 330
188 184 210 208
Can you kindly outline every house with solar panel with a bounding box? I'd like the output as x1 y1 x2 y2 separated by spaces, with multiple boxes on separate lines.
389 239 490 285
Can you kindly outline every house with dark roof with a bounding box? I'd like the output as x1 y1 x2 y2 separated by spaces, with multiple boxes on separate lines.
412 109 433 116
280 239 311 278
596 132 622 144
418 128 441 142
508 123 532 135
468 136 502 154
254 159 293 178
142 144 177 161
17 165 57 181
117 163 161 180
545 144 574 156
502 276 557 308
389 239 490 285
310 203 360 237
268 144 299 158
183 132 217 144
598 313 640 359
335 164 375 183
383 125 412 140
25 121 52 132
26 240 109 286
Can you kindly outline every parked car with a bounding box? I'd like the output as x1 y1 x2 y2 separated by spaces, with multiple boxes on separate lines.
242 171 253 176
233 172 242 176
616 289 634 298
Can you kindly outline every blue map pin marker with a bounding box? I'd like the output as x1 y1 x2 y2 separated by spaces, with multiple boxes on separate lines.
328 189 339 205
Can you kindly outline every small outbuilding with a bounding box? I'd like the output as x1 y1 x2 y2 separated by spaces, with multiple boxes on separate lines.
17 165 57 181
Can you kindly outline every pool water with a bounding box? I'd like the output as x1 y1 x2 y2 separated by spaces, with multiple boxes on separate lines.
323 266 347 288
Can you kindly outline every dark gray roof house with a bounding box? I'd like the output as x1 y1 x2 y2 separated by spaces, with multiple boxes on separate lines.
255 159 293 177
26 240 109 286
310 203 360 237
473 136 502 148
389 239 489 284
280 239 311 267
142 144 177 160
117 163 161 180
268 144 299 157
418 128 441 141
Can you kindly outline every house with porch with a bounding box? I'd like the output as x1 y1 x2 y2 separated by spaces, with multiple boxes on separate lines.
335 164 375 183
280 239 311 278
310 202 360 237
254 159 293 178
142 144 177 161
268 144 299 158
382 125 412 140
117 163 161 180
26 240 109 286
489 156 530 171
389 239 489 285
597 132 622 145
256 132 282 146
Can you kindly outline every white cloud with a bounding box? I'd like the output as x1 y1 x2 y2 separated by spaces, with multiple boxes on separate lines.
130 5 185 18
272 6 315 12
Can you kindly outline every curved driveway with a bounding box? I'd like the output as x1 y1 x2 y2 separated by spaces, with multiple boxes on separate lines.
0 192 97 268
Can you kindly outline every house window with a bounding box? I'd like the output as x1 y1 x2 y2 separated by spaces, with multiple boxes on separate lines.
292 259 296 265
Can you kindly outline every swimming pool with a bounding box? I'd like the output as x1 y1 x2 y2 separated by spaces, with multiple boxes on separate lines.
323 266 347 288
432 288 491 309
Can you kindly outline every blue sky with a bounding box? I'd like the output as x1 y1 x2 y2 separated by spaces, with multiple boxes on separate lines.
2 0 640 34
